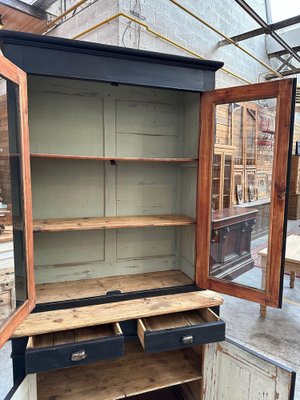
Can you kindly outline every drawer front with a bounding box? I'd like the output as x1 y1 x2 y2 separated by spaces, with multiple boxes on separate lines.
142 321 225 353
25 334 124 373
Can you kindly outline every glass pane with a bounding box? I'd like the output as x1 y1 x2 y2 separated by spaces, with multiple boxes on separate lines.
210 98 277 290
0 78 27 328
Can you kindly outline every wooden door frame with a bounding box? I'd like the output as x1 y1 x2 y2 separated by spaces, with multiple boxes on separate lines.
0 55 34 348
196 79 296 307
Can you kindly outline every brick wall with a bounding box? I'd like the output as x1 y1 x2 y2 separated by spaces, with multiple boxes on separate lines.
47 0 270 88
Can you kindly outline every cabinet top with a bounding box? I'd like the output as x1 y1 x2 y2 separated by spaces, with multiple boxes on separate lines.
0 30 224 91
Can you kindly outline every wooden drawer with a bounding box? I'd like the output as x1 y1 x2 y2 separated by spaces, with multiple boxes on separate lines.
137 308 225 353
25 323 124 373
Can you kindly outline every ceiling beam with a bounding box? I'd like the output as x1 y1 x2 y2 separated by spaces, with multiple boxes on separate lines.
219 14 300 46
266 68 300 79
0 0 48 20
233 0 300 63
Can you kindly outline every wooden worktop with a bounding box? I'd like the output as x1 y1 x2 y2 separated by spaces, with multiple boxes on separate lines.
13 290 223 338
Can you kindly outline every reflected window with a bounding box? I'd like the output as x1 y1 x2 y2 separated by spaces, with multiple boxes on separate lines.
210 98 277 290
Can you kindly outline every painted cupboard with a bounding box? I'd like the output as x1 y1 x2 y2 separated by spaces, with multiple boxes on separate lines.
0 31 296 400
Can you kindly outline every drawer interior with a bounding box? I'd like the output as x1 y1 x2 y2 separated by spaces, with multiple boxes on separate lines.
27 322 122 349
138 308 219 334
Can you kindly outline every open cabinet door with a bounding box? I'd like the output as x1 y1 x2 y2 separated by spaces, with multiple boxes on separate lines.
202 339 296 400
197 79 296 307
0 55 34 348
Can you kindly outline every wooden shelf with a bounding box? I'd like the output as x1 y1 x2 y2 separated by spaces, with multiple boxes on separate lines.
37 342 201 400
13 290 223 337
33 214 195 233
36 270 194 304
30 153 198 163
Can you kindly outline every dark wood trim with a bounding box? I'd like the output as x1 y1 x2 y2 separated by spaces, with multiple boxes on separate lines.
0 31 223 92
275 78 297 308
267 79 294 307
18 68 35 312
0 53 20 83
196 79 295 307
196 91 214 289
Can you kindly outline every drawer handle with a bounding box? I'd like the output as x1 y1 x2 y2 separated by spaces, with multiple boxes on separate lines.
181 335 194 345
71 350 87 362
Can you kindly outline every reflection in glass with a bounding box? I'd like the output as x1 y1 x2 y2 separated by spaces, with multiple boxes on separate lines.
0 78 27 328
210 99 277 290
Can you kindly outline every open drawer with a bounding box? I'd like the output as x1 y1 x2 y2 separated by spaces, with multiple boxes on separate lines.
137 308 225 353
25 322 124 373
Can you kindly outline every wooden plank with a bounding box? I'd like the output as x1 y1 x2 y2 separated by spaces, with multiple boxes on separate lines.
37 342 201 400
74 325 115 342
53 330 75 346
13 290 223 337
0 4 47 34
30 154 197 162
33 214 195 233
31 333 54 348
35 270 193 303
31 325 116 349
144 310 206 331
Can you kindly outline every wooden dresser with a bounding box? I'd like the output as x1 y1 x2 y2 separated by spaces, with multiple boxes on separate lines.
210 207 258 280
0 31 296 400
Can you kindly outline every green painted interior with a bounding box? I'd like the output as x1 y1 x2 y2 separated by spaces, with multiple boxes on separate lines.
28 76 199 285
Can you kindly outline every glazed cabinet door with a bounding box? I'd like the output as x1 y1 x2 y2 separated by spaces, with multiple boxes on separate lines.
202 339 295 400
0 55 34 348
197 79 296 307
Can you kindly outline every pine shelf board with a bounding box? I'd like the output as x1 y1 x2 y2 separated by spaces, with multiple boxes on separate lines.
33 214 195 233
31 153 198 163
13 290 223 337
37 342 201 400
36 270 194 304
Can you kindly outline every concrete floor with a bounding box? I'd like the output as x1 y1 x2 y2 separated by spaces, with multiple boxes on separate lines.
220 220 300 399
221 275 300 399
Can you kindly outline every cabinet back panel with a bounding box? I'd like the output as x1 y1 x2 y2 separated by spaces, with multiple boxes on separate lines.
28 80 104 156
116 227 176 260
116 163 177 216
28 76 198 158
28 76 198 287
34 226 179 284
116 100 180 157
31 159 105 219
34 231 105 266
183 93 200 159
182 167 197 218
